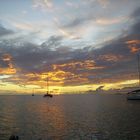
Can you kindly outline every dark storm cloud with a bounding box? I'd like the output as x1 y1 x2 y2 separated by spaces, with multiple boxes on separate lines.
0 6 140 86
131 7 140 18
0 58 9 68
41 36 63 49
0 35 73 73
0 24 13 37
0 21 139 84
129 20 140 39
128 7 140 38
62 7 140 85
0 52 12 69
87 21 140 83
92 5 140 74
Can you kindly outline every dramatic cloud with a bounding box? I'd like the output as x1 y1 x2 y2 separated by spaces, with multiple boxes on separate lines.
131 7 140 18
0 53 16 75
0 1 140 93
1 17 140 87
0 25 13 37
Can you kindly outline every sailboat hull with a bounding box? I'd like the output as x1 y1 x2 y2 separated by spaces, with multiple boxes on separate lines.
127 95 140 100
43 94 53 97
127 90 140 100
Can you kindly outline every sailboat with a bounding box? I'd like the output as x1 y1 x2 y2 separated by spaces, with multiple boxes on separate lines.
32 88 35 96
43 77 53 98
127 54 140 100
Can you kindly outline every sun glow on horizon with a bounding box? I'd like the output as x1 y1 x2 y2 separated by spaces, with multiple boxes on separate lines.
0 78 139 94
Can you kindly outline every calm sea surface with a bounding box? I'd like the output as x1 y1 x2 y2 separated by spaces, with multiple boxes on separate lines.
0 94 140 140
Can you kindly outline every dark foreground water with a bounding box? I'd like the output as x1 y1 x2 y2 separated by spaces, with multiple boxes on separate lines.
0 94 140 140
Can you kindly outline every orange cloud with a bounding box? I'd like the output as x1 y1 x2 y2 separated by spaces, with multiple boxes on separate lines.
0 67 16 75
126 40 140 53
99 54 123 62
53 60 103 71
7 60 98 87
2 54 12 61
18 71 68 87
0 54 17 75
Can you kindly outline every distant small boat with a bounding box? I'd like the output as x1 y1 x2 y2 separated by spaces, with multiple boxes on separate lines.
127 89 140 100
43 76 53 98
32 89 35 96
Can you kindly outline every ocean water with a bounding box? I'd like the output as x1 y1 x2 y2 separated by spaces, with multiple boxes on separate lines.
0 94 140 140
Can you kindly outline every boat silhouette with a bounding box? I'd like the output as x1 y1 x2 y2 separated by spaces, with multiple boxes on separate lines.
32 89 35 96
127 89 140 100
43 92 53 97
43 76 53 98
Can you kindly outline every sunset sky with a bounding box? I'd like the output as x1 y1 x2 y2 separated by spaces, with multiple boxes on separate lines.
0 0 140 94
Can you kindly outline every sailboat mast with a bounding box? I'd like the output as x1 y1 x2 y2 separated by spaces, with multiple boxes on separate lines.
138 54 140 87
47 76 49 93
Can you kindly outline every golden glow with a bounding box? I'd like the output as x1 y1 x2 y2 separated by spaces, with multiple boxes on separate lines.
0 54 139 94
0 78 139 94
103 79 139 90
53 60 103 71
